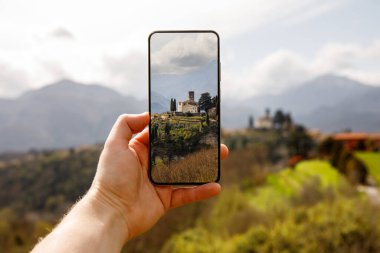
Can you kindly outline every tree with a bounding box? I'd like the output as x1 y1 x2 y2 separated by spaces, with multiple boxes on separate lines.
170 98 177 112
284 113 293 128
248 115 254 129
199 93 213 125
165 122 171 137
199 93 213 113
287 125 315 157
152 123 159 141
273 109 285 129
212 95 219 115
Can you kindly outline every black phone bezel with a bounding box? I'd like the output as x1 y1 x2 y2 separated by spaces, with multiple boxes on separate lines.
148 30 221 185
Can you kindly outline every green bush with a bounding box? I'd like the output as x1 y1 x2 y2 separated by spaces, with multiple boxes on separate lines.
164 197 380 253
162 159 380 253
161 228 222 253
229 198 380 253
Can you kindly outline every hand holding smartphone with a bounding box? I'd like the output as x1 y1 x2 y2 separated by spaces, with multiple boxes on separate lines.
148 31 221 185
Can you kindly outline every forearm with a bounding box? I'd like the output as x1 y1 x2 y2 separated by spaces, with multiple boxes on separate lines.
31 192 128 253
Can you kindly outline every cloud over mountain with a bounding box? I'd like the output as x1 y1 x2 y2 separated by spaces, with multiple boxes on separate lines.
224 40 380 99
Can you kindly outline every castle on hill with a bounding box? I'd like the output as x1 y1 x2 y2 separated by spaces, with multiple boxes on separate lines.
178 91 199 113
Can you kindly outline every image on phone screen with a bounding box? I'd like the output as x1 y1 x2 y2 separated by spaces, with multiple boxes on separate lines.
149 31 220 184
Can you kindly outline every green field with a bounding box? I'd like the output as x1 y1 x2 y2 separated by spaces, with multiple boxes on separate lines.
249 160 346 210
354 152 380 185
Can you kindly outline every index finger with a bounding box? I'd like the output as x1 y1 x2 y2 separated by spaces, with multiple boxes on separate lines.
105 112 149 147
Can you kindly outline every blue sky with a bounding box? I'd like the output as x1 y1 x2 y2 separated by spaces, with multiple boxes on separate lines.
0 0 379 99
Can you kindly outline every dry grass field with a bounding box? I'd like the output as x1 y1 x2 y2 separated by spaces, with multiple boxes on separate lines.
151 147 218 183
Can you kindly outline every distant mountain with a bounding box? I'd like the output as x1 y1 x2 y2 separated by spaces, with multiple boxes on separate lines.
222 74 380 132
0 80 146 152
239 74 377 115
151 91 170 113
1 74 379 152
298 88 380 132
151 60 218 104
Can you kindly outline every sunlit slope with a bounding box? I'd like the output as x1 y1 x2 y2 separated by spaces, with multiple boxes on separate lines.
354 152 380 185
250 160 346 210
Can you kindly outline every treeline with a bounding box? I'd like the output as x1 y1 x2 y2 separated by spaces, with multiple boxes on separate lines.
0 146 102 252
0 147 101 215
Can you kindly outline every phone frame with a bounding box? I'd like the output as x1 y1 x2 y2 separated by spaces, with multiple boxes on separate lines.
148 30 221 185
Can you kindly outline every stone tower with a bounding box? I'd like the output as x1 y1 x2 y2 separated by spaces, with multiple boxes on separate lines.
188 91 194 101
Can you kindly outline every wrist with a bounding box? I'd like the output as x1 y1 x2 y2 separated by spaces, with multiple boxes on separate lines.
84 186 130 243
32 189 129 253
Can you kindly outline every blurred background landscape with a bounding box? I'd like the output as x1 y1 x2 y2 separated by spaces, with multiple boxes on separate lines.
1 0 380 252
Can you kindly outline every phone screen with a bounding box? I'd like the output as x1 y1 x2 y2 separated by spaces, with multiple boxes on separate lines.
148 31 220 184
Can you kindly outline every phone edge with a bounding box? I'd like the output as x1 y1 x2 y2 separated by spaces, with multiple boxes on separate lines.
148 30 221 186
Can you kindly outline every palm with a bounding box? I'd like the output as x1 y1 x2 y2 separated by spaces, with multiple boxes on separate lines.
96 138 172 237
93 113 226 239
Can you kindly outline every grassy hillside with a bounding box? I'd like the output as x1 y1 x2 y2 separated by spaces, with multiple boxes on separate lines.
161 160 380 253
250 160 347 210
1 130 379 253
0 146 101 252
151 147 219 183
354 152 380 185
151 113 219 183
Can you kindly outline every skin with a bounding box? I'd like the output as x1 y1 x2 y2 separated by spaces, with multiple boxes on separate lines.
32 112 229 253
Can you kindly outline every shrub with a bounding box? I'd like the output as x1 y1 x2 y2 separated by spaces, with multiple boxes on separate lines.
161 228 221 253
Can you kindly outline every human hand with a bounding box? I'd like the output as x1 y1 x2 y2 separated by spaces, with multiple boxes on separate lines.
89 112 229 243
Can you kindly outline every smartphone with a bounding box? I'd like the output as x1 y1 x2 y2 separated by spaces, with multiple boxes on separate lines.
148 30 221 185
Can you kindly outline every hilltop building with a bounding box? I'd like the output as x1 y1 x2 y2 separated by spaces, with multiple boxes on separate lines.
255 109 273 129
178 91 199 113
332 132 380 151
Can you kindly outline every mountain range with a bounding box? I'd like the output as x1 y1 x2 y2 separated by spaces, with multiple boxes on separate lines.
0 74 379 152
222 74 380 132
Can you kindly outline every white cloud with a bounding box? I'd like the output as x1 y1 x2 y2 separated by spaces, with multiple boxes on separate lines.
223 40 380 99
282 0 344 26
0 0 348 97
314 41 380 83
236 50 312 95
49 27 75 40
151 33 217 75
103 51 148 99
0 61 29 97
105 39 380 100
39 60 71 81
